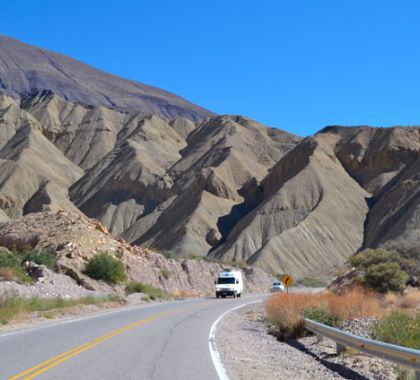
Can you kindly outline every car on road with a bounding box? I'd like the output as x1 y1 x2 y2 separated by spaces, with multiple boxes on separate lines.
215 270 243 298
271 281 285 292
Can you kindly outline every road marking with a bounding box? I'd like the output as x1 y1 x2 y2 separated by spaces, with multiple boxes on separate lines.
208 300 262 380
0 298 197 340
9 309 177 380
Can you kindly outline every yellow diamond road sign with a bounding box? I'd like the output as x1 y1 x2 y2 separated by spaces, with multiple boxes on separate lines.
281 274 293 287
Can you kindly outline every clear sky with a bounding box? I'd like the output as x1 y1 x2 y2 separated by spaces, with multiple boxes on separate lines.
2 0 420 136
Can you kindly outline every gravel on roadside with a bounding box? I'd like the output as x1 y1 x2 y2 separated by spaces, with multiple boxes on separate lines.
215 303 398 380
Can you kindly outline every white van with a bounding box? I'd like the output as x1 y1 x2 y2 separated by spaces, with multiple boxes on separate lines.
215 270 243 298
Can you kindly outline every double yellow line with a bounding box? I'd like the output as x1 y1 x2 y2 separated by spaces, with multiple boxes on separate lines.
9 309 176 379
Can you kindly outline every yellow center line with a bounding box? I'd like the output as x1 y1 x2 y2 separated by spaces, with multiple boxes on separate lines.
9 309 178 380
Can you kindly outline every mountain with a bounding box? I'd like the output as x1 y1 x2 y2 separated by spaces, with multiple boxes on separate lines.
0 36 212 121
0 37 419 279
210 126 420 276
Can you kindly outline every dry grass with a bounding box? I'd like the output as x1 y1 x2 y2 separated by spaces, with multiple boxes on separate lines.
172 289 200 298
266 287 382 339
0 268 20 281
382 290 420 310
325 287 382 320
384 292 398 307
0 295 121 324
396 290 420 309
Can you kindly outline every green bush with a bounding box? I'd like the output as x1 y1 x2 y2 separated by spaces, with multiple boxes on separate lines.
0 252 21 269
84 253 127 284
372 310 420 350
349 249 409 293
303 306 341 327
125 281 169 300
349 248 401 269
160 250 178 260
0 252 31 283
22 249 56 270
362 262 408 293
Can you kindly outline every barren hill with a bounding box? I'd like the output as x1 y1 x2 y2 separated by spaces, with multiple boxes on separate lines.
0 36 212 121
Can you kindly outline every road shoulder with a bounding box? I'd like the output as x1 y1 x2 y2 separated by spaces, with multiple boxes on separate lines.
215 303 397 380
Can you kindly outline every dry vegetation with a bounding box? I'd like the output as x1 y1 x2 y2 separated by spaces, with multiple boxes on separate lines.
266 288 420 340
0 295 122 325
266 287 381 339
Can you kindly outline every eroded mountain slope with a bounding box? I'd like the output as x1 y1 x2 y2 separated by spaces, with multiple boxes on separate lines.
210 135 370 276
0 54 419 279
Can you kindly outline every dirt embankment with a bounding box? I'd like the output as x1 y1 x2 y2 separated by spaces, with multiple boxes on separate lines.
0 212 272 299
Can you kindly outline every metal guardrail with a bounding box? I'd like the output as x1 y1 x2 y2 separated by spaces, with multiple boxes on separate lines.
304 318 420 379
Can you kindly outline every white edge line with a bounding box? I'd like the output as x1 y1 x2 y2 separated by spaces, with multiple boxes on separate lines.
208 300 262 380
0 297 200 339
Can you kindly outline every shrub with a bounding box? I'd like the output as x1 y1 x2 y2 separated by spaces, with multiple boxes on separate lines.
266 293 312 339
304 307 341 327
266 288 381 340
160 268 170 280
0 252 31 283
84 253 126 284
22 249 56 270
362 262 408 293
372 310 420 350
349 249 409 293
349 248 401 269
125 281 169 300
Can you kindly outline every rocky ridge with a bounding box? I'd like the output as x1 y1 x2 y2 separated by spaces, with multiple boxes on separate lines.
0 212 272 298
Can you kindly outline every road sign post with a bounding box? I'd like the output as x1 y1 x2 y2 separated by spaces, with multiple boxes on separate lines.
281 274 293 293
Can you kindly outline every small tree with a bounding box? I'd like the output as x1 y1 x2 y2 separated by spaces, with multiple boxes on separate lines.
362 262 408 293
349 249 409 293
85 253 126 284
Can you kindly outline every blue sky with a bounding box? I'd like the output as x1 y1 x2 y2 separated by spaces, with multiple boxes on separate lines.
2 0 420 136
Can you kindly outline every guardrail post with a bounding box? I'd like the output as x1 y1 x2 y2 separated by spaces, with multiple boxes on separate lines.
336 342 345 354
316 334 323 343
415 370 420 380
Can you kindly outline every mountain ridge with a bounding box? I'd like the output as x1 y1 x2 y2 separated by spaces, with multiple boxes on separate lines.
0 35 213 121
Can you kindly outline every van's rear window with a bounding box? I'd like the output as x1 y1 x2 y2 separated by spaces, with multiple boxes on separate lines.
217 277 235 284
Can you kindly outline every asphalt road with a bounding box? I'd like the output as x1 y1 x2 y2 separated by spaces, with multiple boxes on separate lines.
0 294 265 380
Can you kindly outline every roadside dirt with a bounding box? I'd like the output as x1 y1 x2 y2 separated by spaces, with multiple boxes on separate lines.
215 303 398 380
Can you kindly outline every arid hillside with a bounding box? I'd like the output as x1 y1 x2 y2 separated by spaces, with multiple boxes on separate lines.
0 212 272 297
0 36 212 121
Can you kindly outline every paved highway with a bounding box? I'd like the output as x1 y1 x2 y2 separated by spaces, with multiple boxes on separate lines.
0 294 265 379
